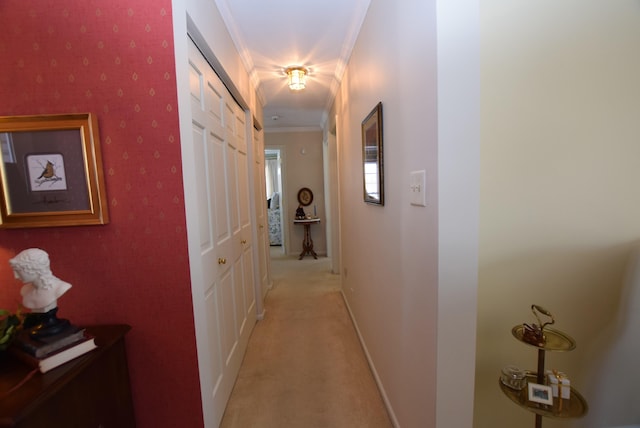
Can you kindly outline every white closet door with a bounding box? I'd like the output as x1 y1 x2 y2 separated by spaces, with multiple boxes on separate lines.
186 40 256 427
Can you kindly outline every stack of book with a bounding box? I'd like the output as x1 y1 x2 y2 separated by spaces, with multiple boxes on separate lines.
10 326 97 373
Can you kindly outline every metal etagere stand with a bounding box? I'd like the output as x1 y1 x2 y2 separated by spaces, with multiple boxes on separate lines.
499 306 588 427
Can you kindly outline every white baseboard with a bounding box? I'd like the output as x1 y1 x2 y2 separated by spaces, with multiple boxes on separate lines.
340 289 400 428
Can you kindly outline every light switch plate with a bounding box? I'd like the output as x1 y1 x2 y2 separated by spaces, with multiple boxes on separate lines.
410 170 426 207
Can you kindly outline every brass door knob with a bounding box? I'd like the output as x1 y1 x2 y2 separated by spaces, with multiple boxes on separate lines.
218 258 227 265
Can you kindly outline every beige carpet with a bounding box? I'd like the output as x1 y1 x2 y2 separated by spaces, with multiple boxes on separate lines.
219 248 393 428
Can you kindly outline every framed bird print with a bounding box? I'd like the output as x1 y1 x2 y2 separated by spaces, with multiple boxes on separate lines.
0 113 109 228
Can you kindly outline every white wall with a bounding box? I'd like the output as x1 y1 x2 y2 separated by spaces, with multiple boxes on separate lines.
476 2 640 427
335 0 480 426
436 0 480 426
324 127 341 274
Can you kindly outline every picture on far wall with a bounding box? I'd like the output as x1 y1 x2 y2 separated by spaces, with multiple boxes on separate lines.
362 102 384 205
0 113 109 228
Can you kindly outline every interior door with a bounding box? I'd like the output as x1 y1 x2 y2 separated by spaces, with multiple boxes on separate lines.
186 40 256 427
253 128 271 301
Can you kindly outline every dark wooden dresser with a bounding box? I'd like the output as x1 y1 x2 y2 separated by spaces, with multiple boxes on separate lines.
0 324 135 428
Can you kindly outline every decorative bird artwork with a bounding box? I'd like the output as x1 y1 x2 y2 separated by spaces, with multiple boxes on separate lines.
38 161 55 179
31 157 65 189
27 154 68 191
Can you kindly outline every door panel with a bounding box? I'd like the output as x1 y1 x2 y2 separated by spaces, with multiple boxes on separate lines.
211 133 230 260
238 147 250 230
233 256 245 336
204 286 223 393
185 40 256 427
242 246 256 317
219 268 236 364
191 123 211 249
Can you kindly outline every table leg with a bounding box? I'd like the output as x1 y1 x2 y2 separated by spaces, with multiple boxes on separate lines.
298 223 318 260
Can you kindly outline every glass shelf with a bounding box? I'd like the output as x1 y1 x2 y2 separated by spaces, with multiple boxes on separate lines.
512 325 576 352
499 373 588 419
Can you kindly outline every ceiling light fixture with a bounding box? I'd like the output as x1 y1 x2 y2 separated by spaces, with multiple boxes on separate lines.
285 66 308 91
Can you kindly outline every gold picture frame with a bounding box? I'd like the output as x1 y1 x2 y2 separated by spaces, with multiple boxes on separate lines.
362 102 384 205
0 113 109 228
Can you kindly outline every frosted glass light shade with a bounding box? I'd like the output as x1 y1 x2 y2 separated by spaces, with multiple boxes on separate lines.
286 67 307 90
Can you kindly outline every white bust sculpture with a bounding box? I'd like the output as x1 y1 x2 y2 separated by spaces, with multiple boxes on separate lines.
9 248 72 313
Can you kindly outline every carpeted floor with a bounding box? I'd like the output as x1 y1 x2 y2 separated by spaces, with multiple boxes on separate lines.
219 248 393 428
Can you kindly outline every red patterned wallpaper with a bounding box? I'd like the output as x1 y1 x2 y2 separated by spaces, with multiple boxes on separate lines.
0 1 203 426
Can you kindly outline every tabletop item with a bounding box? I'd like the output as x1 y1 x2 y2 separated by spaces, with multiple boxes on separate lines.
546 369 571 399
521 305 554 347
295 206 306 219
501 365 526 390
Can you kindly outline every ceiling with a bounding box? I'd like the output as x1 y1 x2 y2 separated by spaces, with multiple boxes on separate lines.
214 0 371 130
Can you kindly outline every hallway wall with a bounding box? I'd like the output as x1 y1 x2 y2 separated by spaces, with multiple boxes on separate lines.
476 2 640 427
334 0 440 426
0 1 201 426
0 0 264 426
326 2 481 426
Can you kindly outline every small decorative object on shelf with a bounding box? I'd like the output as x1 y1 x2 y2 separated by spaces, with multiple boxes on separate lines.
0 308 23 351
5 248 97 372
501 365 526 390
295 205 306 220
546 369 570 399
528 382 553 406
499 304 587 428
10 331 97 373
9 248 72 338
521 304 554 347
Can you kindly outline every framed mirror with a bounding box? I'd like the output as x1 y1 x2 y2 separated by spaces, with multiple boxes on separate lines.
362 102 384 205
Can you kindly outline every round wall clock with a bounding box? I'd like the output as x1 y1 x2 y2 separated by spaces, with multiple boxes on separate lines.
297 187 313 206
